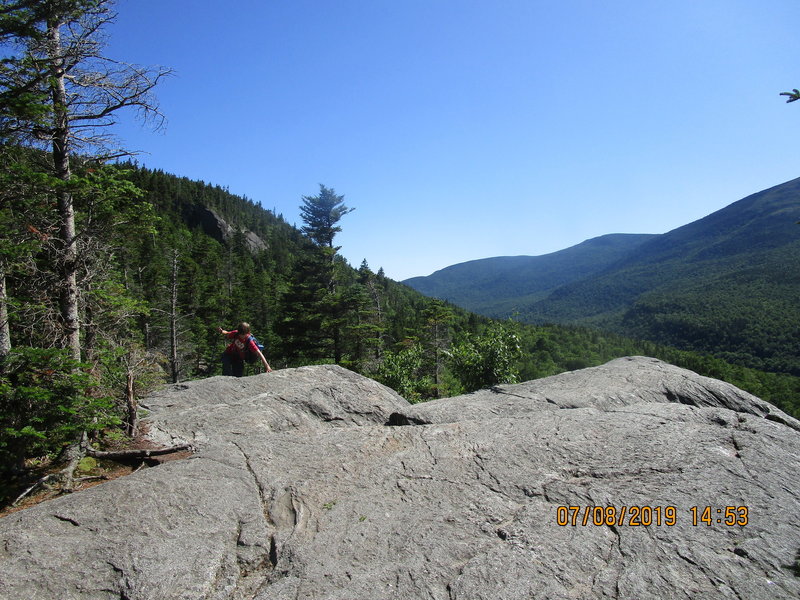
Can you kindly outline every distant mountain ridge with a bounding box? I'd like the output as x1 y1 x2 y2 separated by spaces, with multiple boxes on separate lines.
404 233 657 316
404 177 800 375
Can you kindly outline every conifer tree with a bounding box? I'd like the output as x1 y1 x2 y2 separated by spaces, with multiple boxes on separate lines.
422 300 455 396
281 185 355 364
300 184 354 252
277 243 330 363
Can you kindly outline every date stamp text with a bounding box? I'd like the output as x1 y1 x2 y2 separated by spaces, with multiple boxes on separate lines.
555 505 749 527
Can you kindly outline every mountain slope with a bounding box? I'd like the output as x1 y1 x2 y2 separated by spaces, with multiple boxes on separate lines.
114 165 488 379
406 177 800 375
524 177 800 371
403 233 656 316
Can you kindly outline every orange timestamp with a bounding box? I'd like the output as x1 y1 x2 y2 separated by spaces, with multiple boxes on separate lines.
555 505 749 527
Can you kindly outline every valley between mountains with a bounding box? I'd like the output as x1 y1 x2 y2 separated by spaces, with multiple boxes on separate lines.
405 176 800 378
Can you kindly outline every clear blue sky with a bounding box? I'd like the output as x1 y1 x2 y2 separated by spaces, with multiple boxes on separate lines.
107 0 800 281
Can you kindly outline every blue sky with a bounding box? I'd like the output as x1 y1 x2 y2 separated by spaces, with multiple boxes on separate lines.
107 0 800 281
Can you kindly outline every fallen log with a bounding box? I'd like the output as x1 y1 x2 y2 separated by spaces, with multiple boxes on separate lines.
11 441 192 507
85 443 193 461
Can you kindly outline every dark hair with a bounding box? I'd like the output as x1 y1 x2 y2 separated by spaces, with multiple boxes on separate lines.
237 322 251 335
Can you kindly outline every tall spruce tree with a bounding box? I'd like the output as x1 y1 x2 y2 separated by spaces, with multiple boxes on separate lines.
422 300 455 396
300 184 354 253
277 242 332 363
279 185 355 363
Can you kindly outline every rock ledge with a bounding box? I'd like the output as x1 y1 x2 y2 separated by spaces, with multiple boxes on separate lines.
1 357 798 599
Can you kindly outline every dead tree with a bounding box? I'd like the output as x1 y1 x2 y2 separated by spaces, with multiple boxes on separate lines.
169 248 179 383
0 1 171 496
1 0 171 360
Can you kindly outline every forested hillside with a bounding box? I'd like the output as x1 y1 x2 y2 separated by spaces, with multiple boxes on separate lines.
526 177 800 376
404 234 657 315
117 165 487 379
407 177 800 378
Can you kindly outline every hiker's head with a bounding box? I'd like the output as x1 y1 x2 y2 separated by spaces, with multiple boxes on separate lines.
237 322 251 337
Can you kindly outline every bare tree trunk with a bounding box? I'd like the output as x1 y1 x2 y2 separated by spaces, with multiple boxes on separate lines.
366 276 384 359
334 328 342 365
169 249 179 383
226 245 233 297
83 303 96 364
86 442 192 461
124 370 138 437
47 16 81 363
15 430 88 504
0 263 10 363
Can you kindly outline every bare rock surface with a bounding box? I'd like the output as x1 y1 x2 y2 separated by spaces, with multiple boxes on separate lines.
1 357 799 599
181 204 267 254
396 356 800 429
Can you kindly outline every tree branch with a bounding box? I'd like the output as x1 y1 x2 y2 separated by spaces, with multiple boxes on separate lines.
780 88 800 103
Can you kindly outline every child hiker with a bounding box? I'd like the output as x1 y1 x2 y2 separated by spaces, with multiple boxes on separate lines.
217 322 272 376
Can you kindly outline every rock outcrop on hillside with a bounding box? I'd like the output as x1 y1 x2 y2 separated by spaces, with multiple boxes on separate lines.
1 357 799 599
182 203 267 253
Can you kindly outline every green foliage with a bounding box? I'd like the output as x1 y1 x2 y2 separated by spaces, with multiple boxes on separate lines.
376 341 432 402
300 184 354 249
276 244 336 364
338 276 385 373
446 322 522 393
511 322 800 418
0 348 117 472
76 455 97 474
